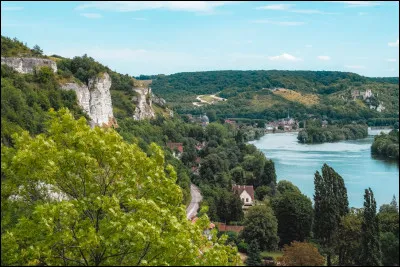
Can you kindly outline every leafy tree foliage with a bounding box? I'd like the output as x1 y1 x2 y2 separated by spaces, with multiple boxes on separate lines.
371 130 399 160
272 191 313 246
336 208 363 266
241 205 279 251
313 164 349 266
278 241 325 266
245 240 262 266
360 188 382 266
298 123 368 144
1 108 240 266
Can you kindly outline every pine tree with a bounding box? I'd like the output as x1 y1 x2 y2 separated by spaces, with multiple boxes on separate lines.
390 195 398 212
313 163 349 266
245 240 262 266
360 188 382 266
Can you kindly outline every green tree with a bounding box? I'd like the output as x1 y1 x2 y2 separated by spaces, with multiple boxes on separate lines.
272 191 313 246
241 205 279 251
1 108 240 266
245 240 262 266
313 164 349 266
360 188 382 266
32 44 43 56
380 232 399 266
336 208 363 266
278 241 325 266
277 180 301 195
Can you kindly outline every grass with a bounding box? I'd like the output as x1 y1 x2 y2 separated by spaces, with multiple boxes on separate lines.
273 88 319 106
260 251 283 260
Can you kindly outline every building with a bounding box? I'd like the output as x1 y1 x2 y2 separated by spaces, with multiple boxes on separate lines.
166 142 183 158
351 89 373 100
232 185 255 207
322 120 328 128
200 114 209 127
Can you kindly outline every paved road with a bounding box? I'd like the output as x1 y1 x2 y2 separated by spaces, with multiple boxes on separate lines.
186 184 203 220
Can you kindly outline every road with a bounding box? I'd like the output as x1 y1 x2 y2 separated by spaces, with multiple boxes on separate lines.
186 184 203 220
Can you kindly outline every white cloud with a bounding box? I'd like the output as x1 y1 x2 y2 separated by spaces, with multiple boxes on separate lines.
325 1 381 7
305 44 313 48
345 65 366 69
2 6 24 11
81 13 103 18
76 1 236 13
386 59 397 62
388 39 399 47
318 56 331 60
256 4 293 10
252 19 305 26
269 53 302 61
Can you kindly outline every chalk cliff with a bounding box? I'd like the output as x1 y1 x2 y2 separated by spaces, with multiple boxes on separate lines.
1 57 57 73
133 87 155 120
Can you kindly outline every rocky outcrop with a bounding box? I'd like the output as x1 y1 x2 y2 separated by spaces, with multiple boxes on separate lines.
61 72 115 127
133 87 155 120
88 73 114 126
1 57 57 73
61 82 90 114
151 93 166 107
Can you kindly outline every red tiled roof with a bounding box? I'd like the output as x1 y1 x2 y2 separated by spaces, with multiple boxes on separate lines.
232 185 255 201
166 142 183 153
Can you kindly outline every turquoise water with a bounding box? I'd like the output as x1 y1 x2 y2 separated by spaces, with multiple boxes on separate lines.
250 131 399 208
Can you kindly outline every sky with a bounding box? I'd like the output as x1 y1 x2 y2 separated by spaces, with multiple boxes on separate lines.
1 1 399 77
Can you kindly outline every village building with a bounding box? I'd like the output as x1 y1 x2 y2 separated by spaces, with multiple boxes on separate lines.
201 114 209 127
232 185 255 208
166 142 183 159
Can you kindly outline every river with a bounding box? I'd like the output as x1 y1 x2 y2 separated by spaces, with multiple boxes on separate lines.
249 129 399 208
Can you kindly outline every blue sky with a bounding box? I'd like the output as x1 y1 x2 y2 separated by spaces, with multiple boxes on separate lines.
1 1 399 77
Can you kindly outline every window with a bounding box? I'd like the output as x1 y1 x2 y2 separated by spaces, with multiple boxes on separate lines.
246 198 249 202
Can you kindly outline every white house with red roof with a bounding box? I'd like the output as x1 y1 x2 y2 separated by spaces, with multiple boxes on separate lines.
232 185 255 207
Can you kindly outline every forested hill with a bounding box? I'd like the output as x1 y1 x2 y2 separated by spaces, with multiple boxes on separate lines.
149 70 399 123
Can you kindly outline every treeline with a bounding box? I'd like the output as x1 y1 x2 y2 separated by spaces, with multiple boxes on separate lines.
371 130 399 160
1 35 45 58
298 123 368 144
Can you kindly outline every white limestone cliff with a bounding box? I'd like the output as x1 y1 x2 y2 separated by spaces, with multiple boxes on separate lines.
1 57 57 73
133 87 155 120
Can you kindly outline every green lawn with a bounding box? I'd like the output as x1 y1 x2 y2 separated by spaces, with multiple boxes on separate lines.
260 251 283 260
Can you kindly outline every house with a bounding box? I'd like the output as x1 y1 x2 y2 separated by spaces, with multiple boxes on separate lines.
195 142 206 151
166 142 183 158
232 185 255 207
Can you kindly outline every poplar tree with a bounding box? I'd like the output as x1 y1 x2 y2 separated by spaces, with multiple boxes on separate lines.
313 163 349 266
360 188 382 266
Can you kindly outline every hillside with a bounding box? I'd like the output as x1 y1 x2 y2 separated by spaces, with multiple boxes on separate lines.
150 70 399 123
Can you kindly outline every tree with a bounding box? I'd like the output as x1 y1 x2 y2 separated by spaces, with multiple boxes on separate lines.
278 241 325 266
245 240 262 266
32 44 43 56
313 164 349 266
360 188 382 266
206 110 217 122
277 180 301 195
380 232 399 266
272 191 313 247
336 208 363 266
1 108 240 266
240 205 279 251
255 186 270 201
260 159 277 186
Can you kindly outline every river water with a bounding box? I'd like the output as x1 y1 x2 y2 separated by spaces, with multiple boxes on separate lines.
249 129 399 208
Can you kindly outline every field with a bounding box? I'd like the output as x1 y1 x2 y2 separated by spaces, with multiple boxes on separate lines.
272 88 319 106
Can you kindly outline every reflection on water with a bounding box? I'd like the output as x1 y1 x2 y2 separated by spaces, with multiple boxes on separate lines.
250 132 399 208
